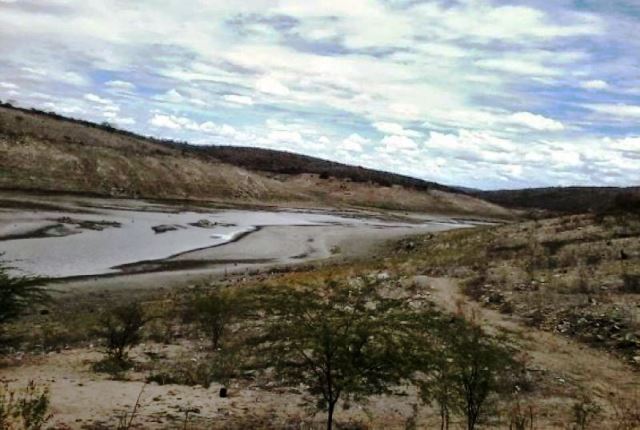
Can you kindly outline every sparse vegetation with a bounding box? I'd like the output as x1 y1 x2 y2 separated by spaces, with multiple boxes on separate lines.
250 279 427 430
0 259 48 331
93 302 147 370
571 394 602 430
2 187 640 427
0 381 51 430
417 319 517 430
189 288 240 350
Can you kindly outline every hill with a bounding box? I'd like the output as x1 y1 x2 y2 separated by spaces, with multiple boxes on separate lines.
476 187 640 214
0 103 510 217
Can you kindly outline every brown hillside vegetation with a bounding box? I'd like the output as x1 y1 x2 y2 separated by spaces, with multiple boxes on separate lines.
476 187 640 215
0 104 511 217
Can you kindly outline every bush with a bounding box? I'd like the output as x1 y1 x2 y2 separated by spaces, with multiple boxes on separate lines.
571 395 601 430
147 350 239 389
508 399 536 430
147 358 214 388
190 289 239 350
0 259 49 327
621 274 640 294
94 303 146 365
0 381 51 430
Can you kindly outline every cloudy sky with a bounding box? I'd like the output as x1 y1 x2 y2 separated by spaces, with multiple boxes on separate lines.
1 0 639 189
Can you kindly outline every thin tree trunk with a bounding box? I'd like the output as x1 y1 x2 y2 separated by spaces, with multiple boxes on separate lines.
327 401 335 430
440 403 449 430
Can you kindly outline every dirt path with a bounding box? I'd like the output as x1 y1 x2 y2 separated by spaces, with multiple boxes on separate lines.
421 276 640 424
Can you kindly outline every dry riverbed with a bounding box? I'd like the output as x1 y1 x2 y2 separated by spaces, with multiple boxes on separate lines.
0 192 478 286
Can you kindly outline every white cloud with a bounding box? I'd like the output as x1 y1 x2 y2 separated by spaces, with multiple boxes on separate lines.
155 89 206 107
380 135 418 152
411 3 600 43
509 112 564 131
475 58 558 76
580 80 608 90
149 113 238 136
200 122 237 136
342 133 368 152
255 76 290 96
150 114 182 130
0 81 18 89
606 136 640 154
84 93 120 113
550 149 583 168
586 104 640 119
41 101 83 115
84 93 112 105
223 94 254 106
424 130 516 163
267 129 304 145
105 80 136 91
0 0 635 188
372 122 421 137
113 117 136 126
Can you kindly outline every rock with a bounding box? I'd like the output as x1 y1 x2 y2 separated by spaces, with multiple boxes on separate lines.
376 272 390 281
190 219 217 228
152 224 178 234
404 241 416 250
556 321 571 333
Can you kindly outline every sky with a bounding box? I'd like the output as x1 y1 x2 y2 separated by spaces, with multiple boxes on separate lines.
1 0 640 190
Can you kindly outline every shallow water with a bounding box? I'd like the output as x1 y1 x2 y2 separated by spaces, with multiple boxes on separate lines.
0 207 457 278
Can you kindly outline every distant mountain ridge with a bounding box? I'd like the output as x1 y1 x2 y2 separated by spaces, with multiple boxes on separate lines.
476 186 640 214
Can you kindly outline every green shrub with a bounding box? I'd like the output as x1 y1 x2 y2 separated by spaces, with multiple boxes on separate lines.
0 259 49 328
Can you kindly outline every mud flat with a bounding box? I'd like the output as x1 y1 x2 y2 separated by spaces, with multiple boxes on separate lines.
0 193 477 287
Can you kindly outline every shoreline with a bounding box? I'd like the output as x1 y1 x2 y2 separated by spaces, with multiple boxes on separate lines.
1 191 480 291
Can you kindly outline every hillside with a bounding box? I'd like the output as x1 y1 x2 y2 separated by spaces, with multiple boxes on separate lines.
0 104 511 217
476 186 640 215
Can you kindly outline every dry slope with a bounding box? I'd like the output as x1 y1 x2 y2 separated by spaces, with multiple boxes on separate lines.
0 105 511 217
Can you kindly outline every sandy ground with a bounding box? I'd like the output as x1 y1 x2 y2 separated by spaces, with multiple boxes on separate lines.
1 345 423 429
424 277 640 428
4 277 640 428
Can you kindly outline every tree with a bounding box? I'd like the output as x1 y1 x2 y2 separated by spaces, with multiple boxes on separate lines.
446 323 514 430
422 354 456 430
95 303 146 364
0 258 48 328
191 288 238 350
252 280 426 430
415 316 515 430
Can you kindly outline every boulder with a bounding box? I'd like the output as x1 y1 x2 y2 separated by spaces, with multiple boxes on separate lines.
152 224 178 234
